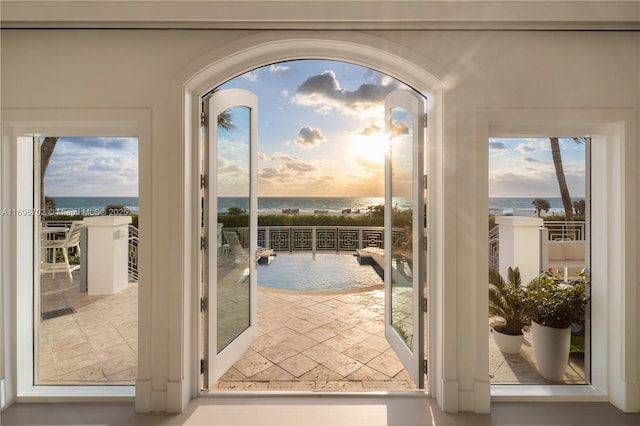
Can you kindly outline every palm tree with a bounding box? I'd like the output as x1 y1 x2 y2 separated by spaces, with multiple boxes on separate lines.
217 110 235 132
549 137 573 222
549 137 587 222
532 198 550 217
40 137 58 211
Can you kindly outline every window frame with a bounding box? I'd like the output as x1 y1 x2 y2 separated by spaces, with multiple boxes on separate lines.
482 109 636 402
1 109 150 403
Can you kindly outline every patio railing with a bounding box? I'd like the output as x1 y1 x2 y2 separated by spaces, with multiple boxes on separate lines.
42 220 139 282
488 220 586 272
128 224 139 281
223 226 406 253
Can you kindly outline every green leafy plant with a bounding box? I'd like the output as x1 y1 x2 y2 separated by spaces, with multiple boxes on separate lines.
525 269 589 329
488 267 530 336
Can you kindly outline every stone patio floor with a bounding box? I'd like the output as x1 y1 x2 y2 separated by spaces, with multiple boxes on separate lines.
38 270 584 388
210 286 420 391
38 271 138 384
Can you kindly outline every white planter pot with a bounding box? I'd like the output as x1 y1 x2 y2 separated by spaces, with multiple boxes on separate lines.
531 321 571 382
492 327 524 354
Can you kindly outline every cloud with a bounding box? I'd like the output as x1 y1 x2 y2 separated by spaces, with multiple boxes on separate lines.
241 71 258 82
358 124 382 136
517 140 548 153
43 137 139 197
269 64 290 75
391 121 410 136
294 126 327 148
489 141 508 150
293 70 400 118
258 152 269 162
270 153 317 172
523 157 546 164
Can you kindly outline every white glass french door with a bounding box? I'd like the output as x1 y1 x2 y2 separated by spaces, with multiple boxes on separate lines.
207 89 258 386
384 89 426 388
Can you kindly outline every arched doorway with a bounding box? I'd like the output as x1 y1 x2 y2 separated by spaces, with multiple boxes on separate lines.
180 32 444 401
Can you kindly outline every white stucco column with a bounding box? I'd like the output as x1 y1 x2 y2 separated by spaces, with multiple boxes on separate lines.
495 216 544 283
83 215 132 295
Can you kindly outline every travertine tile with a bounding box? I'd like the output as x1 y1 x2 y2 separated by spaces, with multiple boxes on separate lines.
260 343 298 364
278 353 318 377
218 367 245 381
316 380 364 390
100 352 137 376
322 334 357 352
306 326 337 343
233 352 274 377
251 333 280 352
343 343 381 364
347 365 391 381
268 327 300 343
322 353 363 377
367 353 405 378
283 334 317 352
302 343 340 364
55 352 101 375
285 318 317 334
298 365 343 381
248 365 295 381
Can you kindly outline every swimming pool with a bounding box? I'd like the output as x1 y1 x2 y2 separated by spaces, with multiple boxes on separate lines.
258 253 383 292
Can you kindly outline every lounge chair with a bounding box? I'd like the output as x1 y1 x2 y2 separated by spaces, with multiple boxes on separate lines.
221 229 273 264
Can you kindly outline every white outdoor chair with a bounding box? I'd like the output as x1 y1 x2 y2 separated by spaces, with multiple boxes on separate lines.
41 221 83 282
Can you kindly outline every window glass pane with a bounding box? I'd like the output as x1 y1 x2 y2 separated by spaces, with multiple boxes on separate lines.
37 136 139 385
488 136 589 385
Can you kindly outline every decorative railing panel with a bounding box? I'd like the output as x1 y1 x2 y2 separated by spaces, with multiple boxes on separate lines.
226 226 388 253
128 224 139 281
489 226 499 271
43 219 139 282
544 221 586 241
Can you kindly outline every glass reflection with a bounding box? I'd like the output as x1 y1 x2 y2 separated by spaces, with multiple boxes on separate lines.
390 107 414 349
216 106 251 353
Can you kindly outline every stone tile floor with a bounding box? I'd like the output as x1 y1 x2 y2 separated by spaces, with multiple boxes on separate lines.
38 271 138 384
38 270 584 387
489 327 585 384
210 287 419 390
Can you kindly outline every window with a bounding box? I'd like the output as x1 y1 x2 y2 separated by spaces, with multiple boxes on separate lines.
1 109 148 400
488 137 589 385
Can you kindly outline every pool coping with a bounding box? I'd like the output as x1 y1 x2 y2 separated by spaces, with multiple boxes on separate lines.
257 283 384 296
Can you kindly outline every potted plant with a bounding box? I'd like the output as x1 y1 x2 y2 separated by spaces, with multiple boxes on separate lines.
525 269 589 381
488 267 530 354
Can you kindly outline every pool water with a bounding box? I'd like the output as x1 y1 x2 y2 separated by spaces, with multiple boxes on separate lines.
258 253 383 292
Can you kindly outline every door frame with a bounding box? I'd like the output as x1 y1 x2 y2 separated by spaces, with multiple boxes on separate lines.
179 33 446 405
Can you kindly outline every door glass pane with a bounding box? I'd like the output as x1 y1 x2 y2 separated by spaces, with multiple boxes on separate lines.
390 107 414 349
216 106 251 353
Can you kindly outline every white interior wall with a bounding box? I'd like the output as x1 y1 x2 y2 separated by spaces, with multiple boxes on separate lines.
1 29 639 414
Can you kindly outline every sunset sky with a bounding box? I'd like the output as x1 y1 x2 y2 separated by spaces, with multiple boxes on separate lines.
44 60 585 199
217 59 408 197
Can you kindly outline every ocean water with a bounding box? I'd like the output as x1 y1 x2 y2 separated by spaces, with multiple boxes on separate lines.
489 197 577 214
51 196 580 216
51 196 139 214
219 196 410 215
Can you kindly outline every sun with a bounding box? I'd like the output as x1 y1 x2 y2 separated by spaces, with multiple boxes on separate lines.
350 129 387 167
